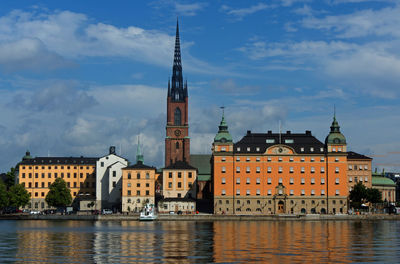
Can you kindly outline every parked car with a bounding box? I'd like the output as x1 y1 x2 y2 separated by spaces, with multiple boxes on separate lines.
102 209 113 215
29 210 40 215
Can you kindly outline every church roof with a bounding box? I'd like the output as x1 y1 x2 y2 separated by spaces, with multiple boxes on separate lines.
190 154 211 181
234 130 325 154
347 151 372 160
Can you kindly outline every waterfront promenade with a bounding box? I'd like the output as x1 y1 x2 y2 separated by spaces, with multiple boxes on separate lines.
1 213 399 221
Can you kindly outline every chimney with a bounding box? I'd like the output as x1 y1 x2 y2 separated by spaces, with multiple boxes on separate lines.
267 130 272 134
286 131 291 134
305 130 311 136
109 146 116 155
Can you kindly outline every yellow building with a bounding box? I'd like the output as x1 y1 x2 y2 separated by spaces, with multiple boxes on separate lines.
347 151 372 190
121 142 156 213
18 151 97 210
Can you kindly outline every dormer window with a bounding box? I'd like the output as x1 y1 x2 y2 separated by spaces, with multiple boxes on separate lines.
237 147 241 151
256 147 260 152
285 139 294 144
310 147 314 152
320 148 324 152
301 147 304 152
266 139 275 143
247 147 250 152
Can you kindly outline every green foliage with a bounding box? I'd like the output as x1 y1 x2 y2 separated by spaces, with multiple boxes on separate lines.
7 184 30 207
45 178 72 208
367 188 382 204
0 180 8 209
5 167 17 190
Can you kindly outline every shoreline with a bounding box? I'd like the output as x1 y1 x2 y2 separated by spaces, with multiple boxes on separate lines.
1 214 400 221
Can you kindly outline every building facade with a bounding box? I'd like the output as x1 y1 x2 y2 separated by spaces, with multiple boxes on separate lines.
96 146 128 211
121 142 156 213
18 152 97 210
213 113 349 215
372 174 396 203
347 151 372 191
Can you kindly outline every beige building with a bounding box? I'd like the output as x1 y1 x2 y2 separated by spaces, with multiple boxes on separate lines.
347 151 372 190
372 176 396 203
160 161 197 213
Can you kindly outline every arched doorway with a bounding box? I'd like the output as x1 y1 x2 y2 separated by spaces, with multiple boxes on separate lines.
311 208 316 214
301 208 306 214
321 208 326 214
277 201 285 214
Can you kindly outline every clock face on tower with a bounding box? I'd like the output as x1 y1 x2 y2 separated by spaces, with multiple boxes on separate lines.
174 129 181 137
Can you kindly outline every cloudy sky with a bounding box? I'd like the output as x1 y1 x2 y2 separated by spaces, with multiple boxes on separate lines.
0 0 399 172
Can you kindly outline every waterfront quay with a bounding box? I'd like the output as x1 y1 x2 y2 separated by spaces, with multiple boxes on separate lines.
2 213 400 221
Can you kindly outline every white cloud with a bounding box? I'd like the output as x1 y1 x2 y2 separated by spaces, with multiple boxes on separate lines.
221 3 271 20
174 3 207 16
280 0 312 7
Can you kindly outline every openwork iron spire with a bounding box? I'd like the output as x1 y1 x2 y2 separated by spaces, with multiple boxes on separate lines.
170 19 186 102
136 135 144 164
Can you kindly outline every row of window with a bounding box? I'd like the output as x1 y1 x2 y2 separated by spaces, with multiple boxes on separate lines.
21 172 94 179
348 165 369 170
235 146 326 153
23 181 95 188
126 190 151 196
127 172 151 179
217 199 342 205
166 182 193 188
168 172 193 178
349 176 368 183
30 191 93 198
21 166 92 170
225 166 340 173
127 183 150 188
221 156 332 162
221 189 341 196
222 177 338 185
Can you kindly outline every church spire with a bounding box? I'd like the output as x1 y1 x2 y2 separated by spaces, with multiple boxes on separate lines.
136 135 144 164
170 18 185 102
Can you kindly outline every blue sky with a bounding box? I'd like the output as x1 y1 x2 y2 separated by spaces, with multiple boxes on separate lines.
0 0 399 172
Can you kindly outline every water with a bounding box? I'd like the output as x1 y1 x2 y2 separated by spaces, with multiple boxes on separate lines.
0 220 399 263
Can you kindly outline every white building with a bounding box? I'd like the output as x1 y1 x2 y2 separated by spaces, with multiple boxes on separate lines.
96 146 128 211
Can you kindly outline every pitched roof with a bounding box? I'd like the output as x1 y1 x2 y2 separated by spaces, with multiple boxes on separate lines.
234 130 324 154
190 154 211 175
347 151 372 160
19 157 98 165
164 160 197 170
123 161 156 170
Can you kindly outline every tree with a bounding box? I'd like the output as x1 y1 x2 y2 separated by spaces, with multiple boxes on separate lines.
367 188 382 204
8 184 30 208
5 167 17 190
349 182 368 209
0 180 8 210
45 178 72 208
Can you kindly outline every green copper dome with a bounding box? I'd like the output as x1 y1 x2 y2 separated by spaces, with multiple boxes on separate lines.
325 115 346 145
214 109 232 143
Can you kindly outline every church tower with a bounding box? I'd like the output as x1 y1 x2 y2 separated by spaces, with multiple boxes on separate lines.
165 20 190 167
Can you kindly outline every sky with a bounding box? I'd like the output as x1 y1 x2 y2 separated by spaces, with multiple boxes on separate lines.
0 0 399 173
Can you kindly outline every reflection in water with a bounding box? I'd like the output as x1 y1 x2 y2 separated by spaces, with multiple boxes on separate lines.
0 220 398 263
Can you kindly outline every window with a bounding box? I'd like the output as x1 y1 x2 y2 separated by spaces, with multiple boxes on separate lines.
221 147 226 152
289 157 294 162
335 167 339 173
236 189 240 195
290 190 294 195
22 173 25 178
321 167 325 173
146 173 150 179
360 177 363 182
176 142 179 149
336 190 340 195
311 178 315 184
310 158 315 162
321 157 325 162
256 178 260 184
128 173 131 179
178 182 182 188
359 166 363 171
178 172 182 178
311 190 315 196
301 190 305 196
279 178 283 184
80 173 83 178
127 183 131 187
267 178 272 184
112 181 116 187
278 167 283 173
247 147 250 152
67 173 70 178
335 158 339 162
278 157 282 162
174 107 181 125
137 173 140 179
335 178 339 184
267 167 272 173
301 158 305 162
35 173 38 178
364 165 368 170
289 167 294 173
290 178 294 184
236 167 240 173
168 172 172 178
236 157 240 161
221 177 226 184
237 147 241 152
311 167 315 173
41 173 45 178
246 167 250 173
285 139 294 143
137 190 140 195
168 182 172 188
101 162 104 167
310 147 314 152
112 171 116 177
73 173 77 178
256 167 260 173
221 189 226 195
137 183 140 187
256 189 260 195
301 147 304 152
364 177 368 182
220 166 226 173
301 178 305 184
236 178 240 184
246 178 250 184
267 189 272 195
221 157 226 162
278 189 283 195
321 178 325 184
348 165 352 170
266 139 275 143
267 157 271 162
349 176 353 182
256 157 260 162
338 148 342 152
301 167 305 173
246 190 250 196
246 157 250 162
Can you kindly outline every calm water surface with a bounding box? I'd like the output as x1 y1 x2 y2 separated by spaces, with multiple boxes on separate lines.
0 220 399 263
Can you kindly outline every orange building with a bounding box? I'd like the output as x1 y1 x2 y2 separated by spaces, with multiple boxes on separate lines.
18 151 97 210
121 143 156 213
213 113 349 215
